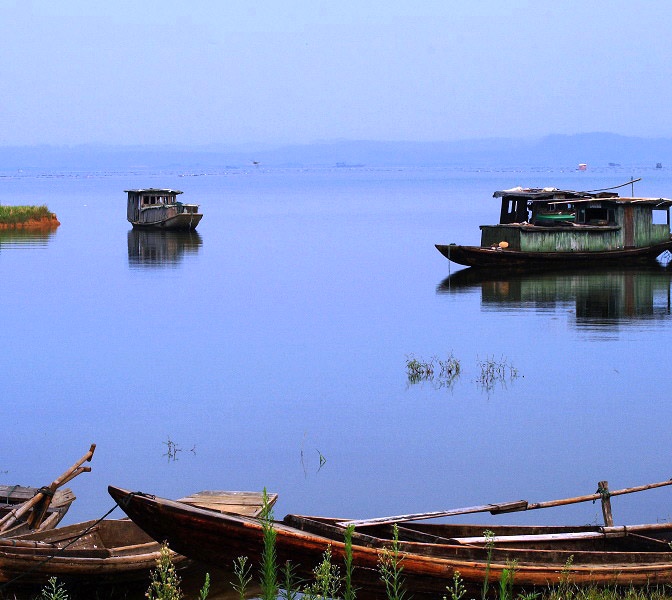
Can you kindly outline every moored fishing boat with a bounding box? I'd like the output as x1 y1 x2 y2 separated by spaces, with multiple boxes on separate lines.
126 189 203 230
0 490 277 590
436 182 672 270
110 478 672 597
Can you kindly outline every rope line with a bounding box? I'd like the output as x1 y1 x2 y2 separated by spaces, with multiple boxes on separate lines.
0 501 121 591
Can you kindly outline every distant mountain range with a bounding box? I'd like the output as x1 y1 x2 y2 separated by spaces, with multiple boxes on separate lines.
0 133 670 171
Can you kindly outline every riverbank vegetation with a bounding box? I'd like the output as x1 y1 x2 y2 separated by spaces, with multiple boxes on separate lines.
0 205 59 229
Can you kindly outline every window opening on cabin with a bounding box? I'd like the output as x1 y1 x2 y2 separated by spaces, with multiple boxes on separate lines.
576 206 615 226
652 207 670 225
499 197 529 224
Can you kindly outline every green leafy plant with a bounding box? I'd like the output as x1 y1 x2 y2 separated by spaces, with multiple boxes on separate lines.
231 555 253 600
481 529 495 600
378 523 407 600
146 543 184 600
343 524 357 600
280 560 303 600
499 560 517 600
259 488 278 600
39 577 69 600
303 546 341 600
444 570 466 600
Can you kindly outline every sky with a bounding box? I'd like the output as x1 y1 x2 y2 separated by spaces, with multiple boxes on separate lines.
2 1 672 147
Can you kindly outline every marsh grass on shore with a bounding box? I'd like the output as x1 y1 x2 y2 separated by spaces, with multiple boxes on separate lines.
0 205 56 225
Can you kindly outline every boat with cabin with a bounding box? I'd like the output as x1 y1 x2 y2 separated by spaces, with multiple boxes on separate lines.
126 189 202 230
436 182 672 269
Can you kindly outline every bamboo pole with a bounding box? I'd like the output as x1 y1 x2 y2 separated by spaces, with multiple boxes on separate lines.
0 444 96 532
338 478 672 528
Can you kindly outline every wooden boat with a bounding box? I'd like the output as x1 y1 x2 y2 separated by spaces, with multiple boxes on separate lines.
436 182 672 270
0 490 276 589
126 189 203 230
110 479 672 597
0 486 75 537
0 444 95 537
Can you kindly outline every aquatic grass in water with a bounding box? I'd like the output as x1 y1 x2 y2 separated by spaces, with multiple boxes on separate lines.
406 353 461 389
477 355 519 393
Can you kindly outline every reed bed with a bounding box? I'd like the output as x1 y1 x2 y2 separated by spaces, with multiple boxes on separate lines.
0 205 56 225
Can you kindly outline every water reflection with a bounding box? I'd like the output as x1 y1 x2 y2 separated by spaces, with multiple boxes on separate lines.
438 266 672 331
127 229 202 268
0 228 57 249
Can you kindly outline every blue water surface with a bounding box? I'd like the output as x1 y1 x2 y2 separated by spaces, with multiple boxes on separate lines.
1 165 671 533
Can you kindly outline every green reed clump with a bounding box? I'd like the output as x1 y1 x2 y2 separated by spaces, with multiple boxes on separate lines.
406 353 462 389
406 355 435 383
0 205 54 224
260 488 278 600
343 524 357 600
477 355 519 392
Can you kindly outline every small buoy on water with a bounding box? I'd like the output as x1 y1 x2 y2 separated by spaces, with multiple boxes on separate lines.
498 241 509 249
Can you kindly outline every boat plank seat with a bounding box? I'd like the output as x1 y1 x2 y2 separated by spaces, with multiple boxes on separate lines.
178 491 278 517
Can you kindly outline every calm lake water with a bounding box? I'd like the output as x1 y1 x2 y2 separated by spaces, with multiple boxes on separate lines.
1 165 672 590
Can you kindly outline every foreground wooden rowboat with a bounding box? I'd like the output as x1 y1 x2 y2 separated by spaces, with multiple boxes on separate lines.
0 490 276 589
109 485 672 597
0 485 75 537
0 519 186 586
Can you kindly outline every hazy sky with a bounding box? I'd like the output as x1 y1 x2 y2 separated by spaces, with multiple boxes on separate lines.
2 1 671 146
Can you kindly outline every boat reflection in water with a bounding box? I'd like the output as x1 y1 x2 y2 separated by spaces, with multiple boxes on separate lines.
0 228 58 250
127 229 203 268
437 266 672 332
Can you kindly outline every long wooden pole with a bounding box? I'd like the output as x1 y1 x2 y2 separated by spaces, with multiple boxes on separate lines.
0 444 96 532
338 478 672 528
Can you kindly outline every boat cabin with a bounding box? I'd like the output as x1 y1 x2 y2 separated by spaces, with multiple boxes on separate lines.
126 188 202 230
484 187 672 252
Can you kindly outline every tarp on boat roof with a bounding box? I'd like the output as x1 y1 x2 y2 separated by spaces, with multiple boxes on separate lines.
493 187 617 200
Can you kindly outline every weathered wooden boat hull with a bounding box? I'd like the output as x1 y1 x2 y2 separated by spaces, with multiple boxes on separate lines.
0 485 75 537
0 490 275 590
436 241 672 270
131 212 203 230
109 486 672 597
0 519 189 586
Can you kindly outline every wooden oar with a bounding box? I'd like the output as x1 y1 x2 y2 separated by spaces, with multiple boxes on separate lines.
338 478 672 528
0 444 96 532
450 522 672 545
